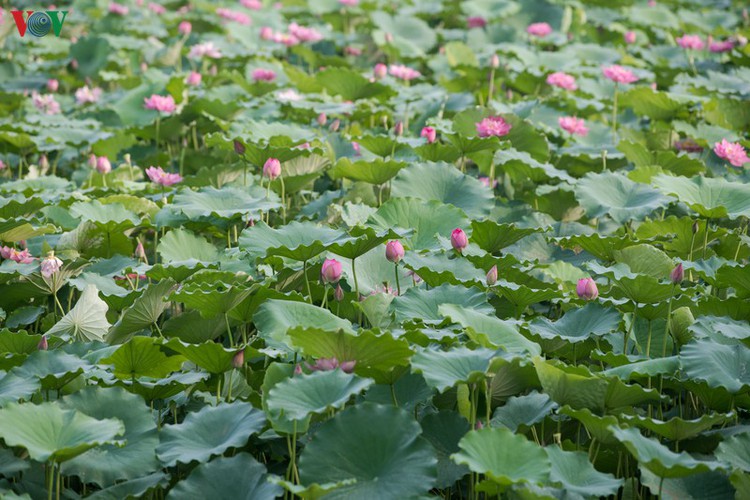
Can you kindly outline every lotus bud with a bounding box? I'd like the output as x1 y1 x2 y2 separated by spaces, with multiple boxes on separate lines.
692 220 699 234
233 140 246 156
451 228 468 253
179 21 192 35
47 79 59 92
317 112 327 126
124 153 131 166
39 154 49 170
394 121 404 136
135 241 146 260
384 33 394 43
334 284 344 302
88 154 97 168
37 335 48 351
340 360 356 373
373 63 388 79
385 240 405 263
576 277 599 300
486 265 498 286
263 158 281 180
96 156 112 174
420 126 437 143
490 54 500 68
329 119 340 132
670 263 684 284
294 363 303 375
475 420 484 430
321 258 342 284
624 31 636 44
232 350 244 369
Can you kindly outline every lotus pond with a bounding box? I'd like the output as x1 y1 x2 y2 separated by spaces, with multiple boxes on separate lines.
1 0 750 498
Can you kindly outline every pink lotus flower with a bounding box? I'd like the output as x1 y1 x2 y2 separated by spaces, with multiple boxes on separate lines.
47 79 59 92
624 31 636 44
558 116 589 136
317 113 327 126
394 121 404 136
339 0 358 6
40 155 49 170
260 26 273 40
486 265 498 286
478 177 498 189
352 141 361 155
321 258 342 284
676 34 705 51
185 71 202 86
476 116 512 138
306 357 355 373
385 240 405 263
178 21 192 35
145 166 182 186
148 2 165 15
576 278 598 300
546 72 577 90
373 63 388 79
451 228 468 253
388 64 421 81
75 85 102 105
40 253 63 278
143 94 176 114
263 158 281 179
216 8 251 25
96 156 112 174
602 65 638 84
709 40 733 53
288 23 323 43
252 68 277 82
108 2 129 15
344 46 362 56
714 139 750 167
1 247 34 264
526 22 552 38
88 154 97 168
188 42 222 59
32 93 61 115
0 160 6 171
240 0 263 9
467 16 487 29
421 126 437 143
670 263 684 284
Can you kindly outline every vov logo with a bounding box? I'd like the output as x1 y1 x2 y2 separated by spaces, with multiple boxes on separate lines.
11 10 69 37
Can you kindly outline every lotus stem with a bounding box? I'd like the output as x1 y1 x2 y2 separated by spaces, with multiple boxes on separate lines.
611 84 618 140
303 260 312 303
394 262 401 296
702 218 710 259
280 174 286 223
390 383 399 407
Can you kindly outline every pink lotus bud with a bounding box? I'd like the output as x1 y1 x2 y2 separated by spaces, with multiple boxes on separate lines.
234 140 245 156
576 278 599 300
135 241 146 259
385 240 405 263
185 71 202 86
39 154 49 170
340 360 356 373
624 31 636 44
490 54 500 68
420 126 437 143
88 154 97 168
475 420 484 430
96 156 112 174
317 113 327 126
373 63 388 79
670 263 684 284
140 62 148 72
260 26 273 40
40 252 63 278
37 336 48 351
329 119 340 132
394 121 404 136
384 33 394 43
263 158 281 180
232 350 244 369
321 258 342 284
294 363 303 375
179 21 192 35
70 59 79 70
486 265 498 286
334 284 344 302
451 228 468 253
47 79 59 92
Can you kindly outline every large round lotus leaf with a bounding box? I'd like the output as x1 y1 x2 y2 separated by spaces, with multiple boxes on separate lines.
371 11 436 57
390 162 494 218
652 174 750 220
470 220 540 254
533 358 608 411
171 186 280 220
267 370 373 421
451 427 550 486
366 198 469 251
420 411 471 488
559 406 620 445
392 284 493 325
239 221 350 262
156 402 266 467
328 226 406 261
86 473 168 500
640 468 736 500
603 357 681 380
60 387 158 486
716 432 750 471
45 285 110 342
613 243 675 280
546 446 623 497
681 340 750 393
10 350 90 391
101 337 185 379
157 229 220 263
411 346 496 393
529 303 621 344
575 172 670 223
316 67 395 101
169 283 253 319
490 392 557 432
107 279 178 344
0 402 124 463
166 340 250 375
621 412 734 442
609 426 723 478
167 454 281 500
0 372 40 405
70 201 140 231
254 299 354 349
335 245 415 296
402 251 485 286
298 403 437 499
328 158 406 185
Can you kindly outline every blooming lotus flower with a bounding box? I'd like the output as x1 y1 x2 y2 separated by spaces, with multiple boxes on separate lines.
259 26 274 40
602 65 638 84
47 79 59 92
526 22 552 38
676 34 705 50
670 263 684 284
713 139 749 167
8 248 32 264
388 64 421 81
373 63 388 79
421 126 437 143
288 23 323 43
263 158 281 179
40 252 63 278
306 357 356 373
188 42 222 59
478 177 498 189
241 0 263 9
75 85 102 105
178 21 192 35
32 93 61 115
558 116 589 136
476 116 511 138
143 94 176 114
232 350 244 369
216 8 251 25
709 40 734 53
148 2 166 14
185 71 202 86
109 2 129 15
252 68 277 82
145 166 182 186
467 16 487 29
321 258 342 284
96 156 111 174
486 265 498 286
344 46 362 56
451 228 468 253
624 31 636 44
546 72 577 90
576 278 598 300
385 240 405 263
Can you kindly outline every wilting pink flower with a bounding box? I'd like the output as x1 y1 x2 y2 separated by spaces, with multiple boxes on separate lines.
185 71 202 86
478 176 498 189
288 23 323 43
109 2 129 15
188 42 222 59
232 350 244 369
216 8 251 25
624 31 636 44
144 94 176 114
37 336 48 351
306 357 355 373
674 139 703 153
32 93 61 115
576 277 598 300
486 265 498 286
373 63 388 79
385 240 405 263
321 258 342 283
670 263 684 284
709 40 734 53
526 22 552 38
96 156 112 174
252 68 277 82
676 34 705 50
340 0 358 6
145 166 182 186
421 126 437 143
451 228 468 253
75 85 102 105
241 0 263 9
476 116 512 138
602 65 638 84
47 79 59 92
546 72 577 90
558 116 589 136
178 21 192 35
148 2 165 14
40 253 63 278
467 16 487 29
388 64 421 81
263 158 281 179
714 139 750 167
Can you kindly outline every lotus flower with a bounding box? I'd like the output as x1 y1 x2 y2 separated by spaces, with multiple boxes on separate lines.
385 240 405 263
135 241 146 260
373 63 388 79
709 40 734 53
486 265 498 286
478 177 498 189
288 23 323 43
490 54 500 68
306 357 356 373
252 68 277 82
467 16 487 29
216 8 251 25
145 166 182 186
47 79 59 92
713 139 749 167
143 94 176 114
148 2 166 15
32 93 61 115
340 0 358 6
109 2 129 15
185 71 202 86
451 228 468 253
670 263 684 284
624 31 636 44
75 86 102 105
263 158 281 179
178 21 192 35
394 121 404 136
1 247 34 264
526 22 552 38
40 252 63 278
334 284 344 301
37 336 48 351
476 116 511 137
232 350 244 369
546 72 577 90
96 156 111 174
420 126 437 143
602 65 638 84
388 64 421 81
576 278 599 300
188 42 222 59
240 0 263 9
676 34 705 50
316 113 327 126
558 117 589 136
321 258 342 284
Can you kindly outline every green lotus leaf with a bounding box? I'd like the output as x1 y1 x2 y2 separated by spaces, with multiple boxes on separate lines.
270 479 357 500
0 329 44 355
354 135 411 158
619 87 685 120
157 229 220 263
328 158 406 185
371 11 437 57
169 283 253 319
328 226 407 261
412 346 496 392
316 67 394 101
640 468 735 500
171 186 281 220
239 221 351 262
0 371 41 405
614 243 675 280
681 340 750 393
156 402 266 467
716 432 750 472
298 403 437 499
493 280 563 311
420 411 471 488
621 412 734 442
10 350 90 391
652 174 750 220
403 251 485 286
533 358 608 411
107 280 178 344
575 172 670 223
603 356 681 380
556 234 634 261
101 337 184 379
70 201 140 232
470 220 541 254
392 284 493 325
490 392 557 432
166 340 248 375
86 473 168 500
547 446 623 497
559 406 620 445
0 447 29 476
46 285 110 342
254 299 354 349
529 303 621 344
